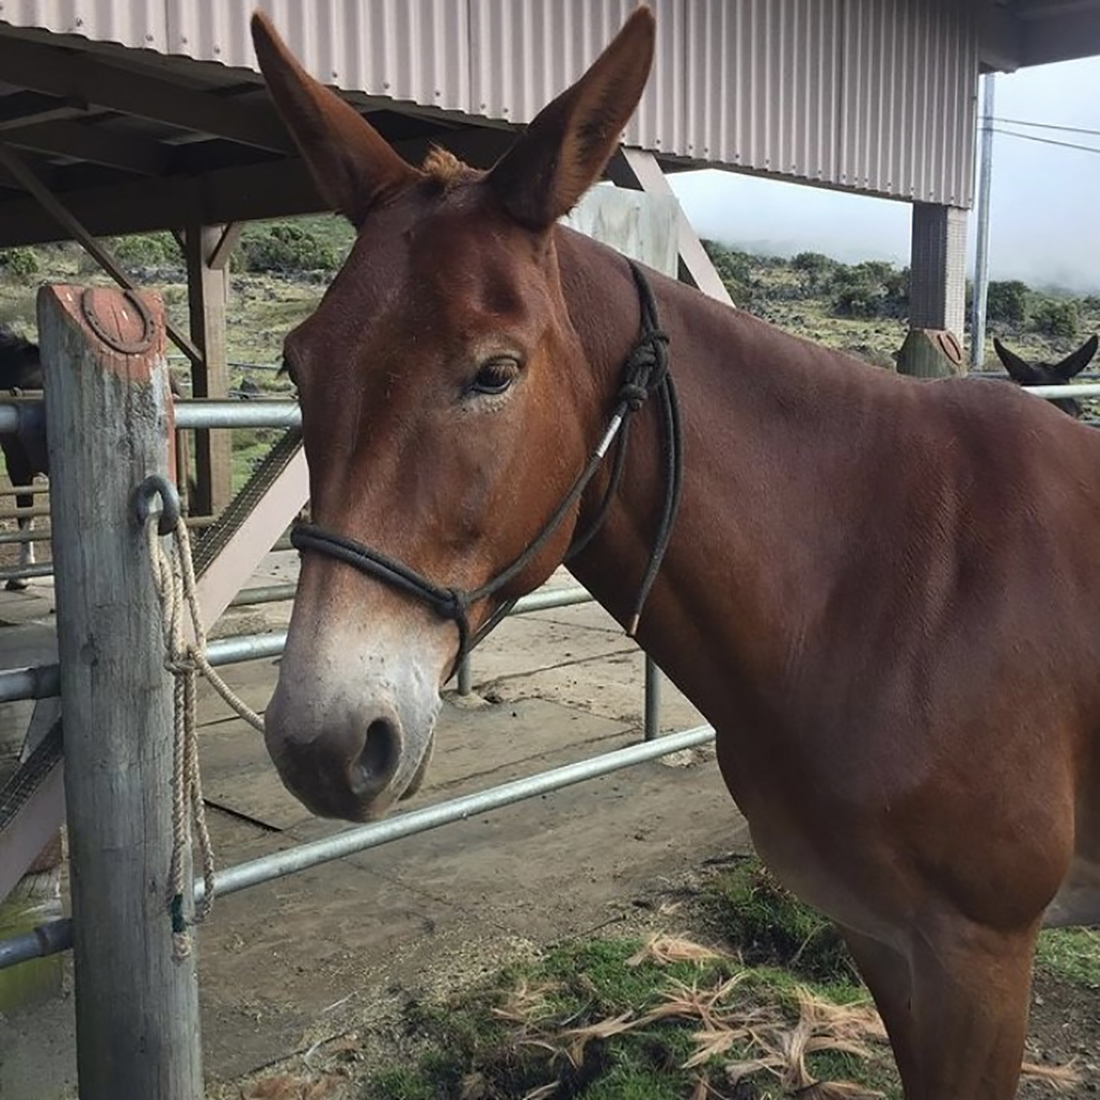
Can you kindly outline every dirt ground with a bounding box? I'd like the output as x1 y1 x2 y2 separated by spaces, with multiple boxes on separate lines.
0 558 1098 1098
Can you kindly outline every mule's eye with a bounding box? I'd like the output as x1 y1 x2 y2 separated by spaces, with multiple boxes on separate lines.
469 357 519 397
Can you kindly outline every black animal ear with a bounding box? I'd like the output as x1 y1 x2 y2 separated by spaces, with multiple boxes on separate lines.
1054 334 1099 382
993 338 1042 385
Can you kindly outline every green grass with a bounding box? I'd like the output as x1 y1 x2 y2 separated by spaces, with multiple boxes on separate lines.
363 922 897 1100
1036 928 1100 991
706 857 858 989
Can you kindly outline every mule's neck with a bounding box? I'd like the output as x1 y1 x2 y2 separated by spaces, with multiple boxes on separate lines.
556 228 904 730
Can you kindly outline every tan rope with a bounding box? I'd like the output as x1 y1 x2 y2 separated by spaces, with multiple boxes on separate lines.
145 514 265 962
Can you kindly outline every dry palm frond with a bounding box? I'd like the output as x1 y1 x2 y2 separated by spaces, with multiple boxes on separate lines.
559 1011 637 1065
690 1075 735 1100
1020 1059 1081 1091
722 1052 788 1088
520 1081 560 1100
681 1027 753 1069
647 973 753 1032
492 978 560 1025
627 933 726 967
794 990 886 1043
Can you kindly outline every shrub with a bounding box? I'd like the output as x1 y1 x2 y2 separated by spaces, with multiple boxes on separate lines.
791 251 837 292
0 247 39 279
829 261 908 320
702 240 752 298
1030 297 1079 339
114 231 180 267
986 280 1028 324
239 222 338 273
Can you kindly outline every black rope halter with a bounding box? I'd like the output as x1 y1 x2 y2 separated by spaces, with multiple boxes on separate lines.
291 260 683 677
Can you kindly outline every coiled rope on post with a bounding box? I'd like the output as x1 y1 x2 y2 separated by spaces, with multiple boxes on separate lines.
144 512 265 962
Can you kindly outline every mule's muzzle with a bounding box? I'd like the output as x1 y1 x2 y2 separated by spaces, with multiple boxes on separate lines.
264 698 409 822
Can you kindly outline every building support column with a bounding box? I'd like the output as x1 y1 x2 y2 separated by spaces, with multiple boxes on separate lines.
185 223 234 515
909 202 968 347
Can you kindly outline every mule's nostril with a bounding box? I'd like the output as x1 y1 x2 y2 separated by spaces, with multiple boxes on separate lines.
350 717 400 796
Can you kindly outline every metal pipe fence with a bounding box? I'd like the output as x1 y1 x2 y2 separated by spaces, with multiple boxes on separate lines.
0 563 53 585
173 400 301 431
0 724 715 971
0 586 614 704
0 527 52 545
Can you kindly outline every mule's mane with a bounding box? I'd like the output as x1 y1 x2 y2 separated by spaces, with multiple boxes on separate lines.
420 146 475 189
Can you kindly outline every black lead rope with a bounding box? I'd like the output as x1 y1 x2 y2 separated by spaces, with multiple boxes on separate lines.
291 260 684 676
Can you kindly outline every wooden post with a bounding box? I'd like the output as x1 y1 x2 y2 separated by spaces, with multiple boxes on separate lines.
186 223 233 516
40 284 203 1099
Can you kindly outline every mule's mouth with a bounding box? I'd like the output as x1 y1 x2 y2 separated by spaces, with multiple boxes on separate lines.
401 732 435 800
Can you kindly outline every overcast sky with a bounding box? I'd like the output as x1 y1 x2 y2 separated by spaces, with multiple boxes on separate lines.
666 54 1100 293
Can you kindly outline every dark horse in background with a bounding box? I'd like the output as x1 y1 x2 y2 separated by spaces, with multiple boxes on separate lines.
0 325 47 590
995 334 1098 417
0 323 195 592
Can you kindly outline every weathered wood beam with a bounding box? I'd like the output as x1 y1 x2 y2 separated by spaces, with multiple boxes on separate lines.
0 91 89 131
207 222 242 270
0 126 515 247
0 144 201 366
0 34 292 153
609 148 734 307
3 119 169 176
185 223 233 515
41 282 203 1097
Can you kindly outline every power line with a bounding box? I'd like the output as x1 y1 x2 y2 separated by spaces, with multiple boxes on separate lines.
993 127 1100 155
993 116 1100 139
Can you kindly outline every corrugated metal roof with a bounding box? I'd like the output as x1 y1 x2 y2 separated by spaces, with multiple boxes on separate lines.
0 0 167 49
0 0 982 207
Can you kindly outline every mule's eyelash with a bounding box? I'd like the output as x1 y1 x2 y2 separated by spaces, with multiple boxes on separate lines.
465 356 522 399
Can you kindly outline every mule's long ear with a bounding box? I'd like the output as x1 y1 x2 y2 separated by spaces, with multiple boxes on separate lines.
994 338 1041 385
488 7 655 229
251 11 419 226
1055 334 1099 381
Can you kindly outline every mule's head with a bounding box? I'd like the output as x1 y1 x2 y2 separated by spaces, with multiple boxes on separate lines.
994 335 1097 418
253 8 655 820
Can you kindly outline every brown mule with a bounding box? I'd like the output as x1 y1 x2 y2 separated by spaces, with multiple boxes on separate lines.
251 9 1100 1098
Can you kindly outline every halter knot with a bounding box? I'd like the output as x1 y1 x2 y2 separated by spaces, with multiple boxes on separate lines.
621 329 670 397
617 381 650 411
437 588 470 622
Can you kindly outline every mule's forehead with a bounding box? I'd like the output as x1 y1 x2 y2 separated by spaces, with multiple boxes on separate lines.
290 181 552 369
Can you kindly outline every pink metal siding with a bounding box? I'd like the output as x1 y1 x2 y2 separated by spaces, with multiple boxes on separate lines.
0 0 166 50
169 1 470 113
0 0 979 207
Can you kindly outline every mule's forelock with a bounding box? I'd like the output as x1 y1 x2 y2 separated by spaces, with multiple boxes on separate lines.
420 147 478 190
